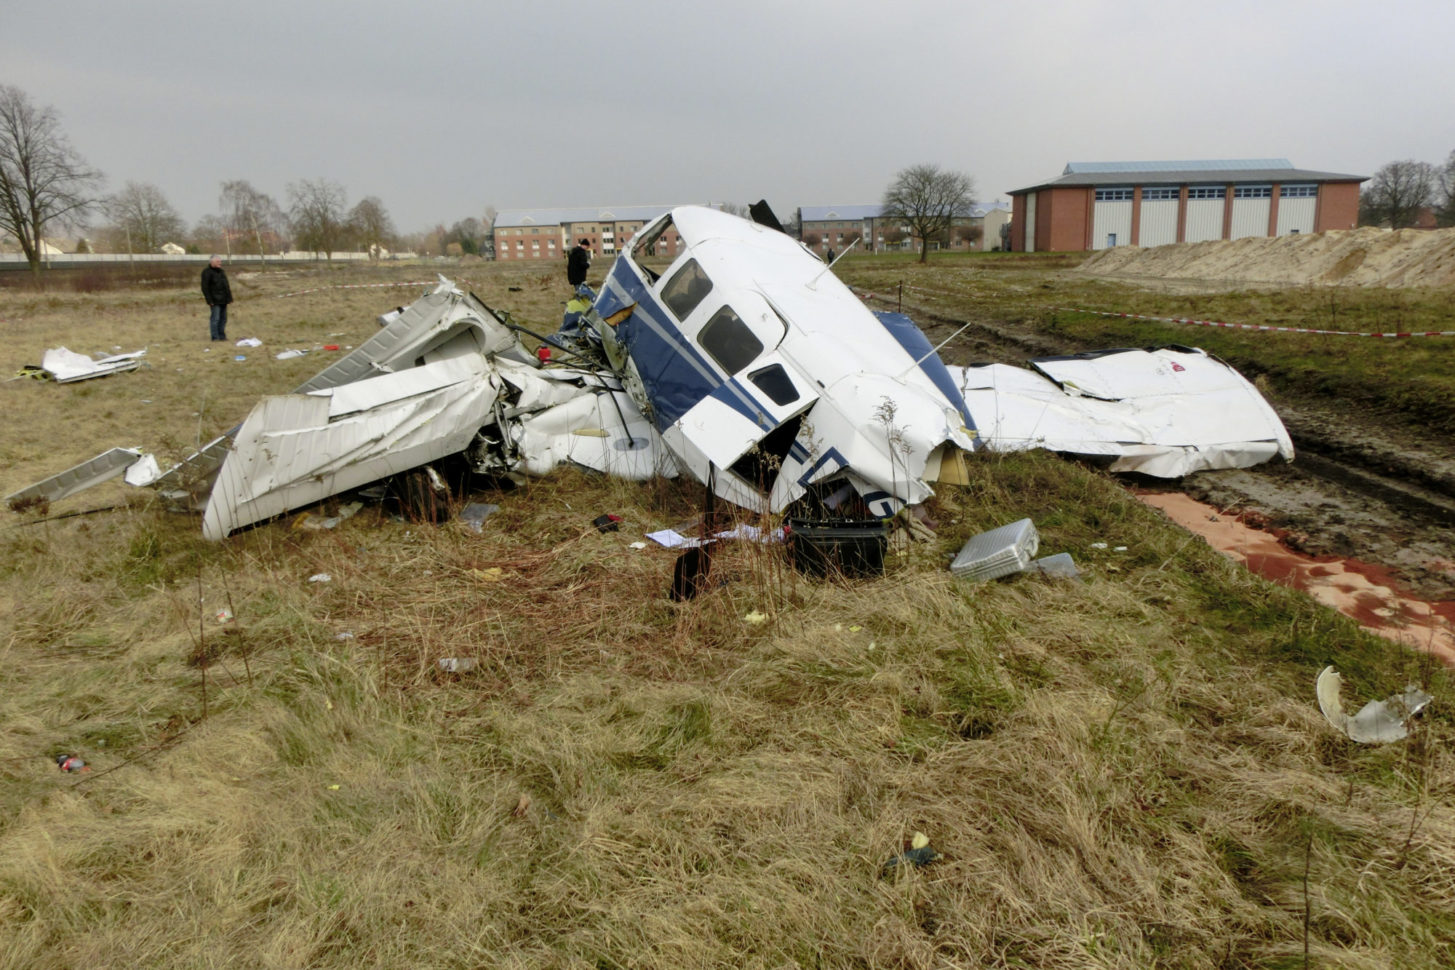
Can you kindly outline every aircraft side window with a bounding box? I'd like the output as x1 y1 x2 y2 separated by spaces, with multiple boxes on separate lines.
660 258 713 320
748 363 799 406
698 305 763 375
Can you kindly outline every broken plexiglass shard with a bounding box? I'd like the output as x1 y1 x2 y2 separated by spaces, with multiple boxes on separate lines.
1315 665 1433 744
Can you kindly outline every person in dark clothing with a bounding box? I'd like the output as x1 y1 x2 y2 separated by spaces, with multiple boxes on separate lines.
566 239 591 287
201 255 233 341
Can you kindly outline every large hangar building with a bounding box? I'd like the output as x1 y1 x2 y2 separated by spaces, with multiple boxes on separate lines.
1008 159 1366 252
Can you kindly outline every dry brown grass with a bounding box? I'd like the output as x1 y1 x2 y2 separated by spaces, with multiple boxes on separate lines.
2 263 1452 969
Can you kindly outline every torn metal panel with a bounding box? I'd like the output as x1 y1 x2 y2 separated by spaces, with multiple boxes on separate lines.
202 355 503 540
949 347 1294 477
1315 665 1433 744
5 447 143 508
41 347 146 383
293 277 527 394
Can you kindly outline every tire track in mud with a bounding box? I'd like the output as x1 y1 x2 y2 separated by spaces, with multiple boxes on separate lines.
863 290 1455 601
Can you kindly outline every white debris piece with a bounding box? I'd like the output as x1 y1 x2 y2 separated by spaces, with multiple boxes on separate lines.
1315 665 1432 744
40 347 146 383
949 347 1294 477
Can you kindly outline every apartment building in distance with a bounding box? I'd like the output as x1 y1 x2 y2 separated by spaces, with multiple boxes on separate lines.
1008 159 1367 252
492 205 705 262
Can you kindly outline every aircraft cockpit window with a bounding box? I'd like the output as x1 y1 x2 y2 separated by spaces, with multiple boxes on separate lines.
748 363 799 406
660 258 713 320
698 305 763 375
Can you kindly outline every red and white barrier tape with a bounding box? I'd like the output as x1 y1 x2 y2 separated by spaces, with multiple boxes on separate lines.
1048 306 1455 339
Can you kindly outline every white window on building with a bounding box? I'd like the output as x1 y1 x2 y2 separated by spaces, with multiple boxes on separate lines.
1142 187 1179 200
1188 186 1226 200
1095 187 1133 202
1281 185 1318 198
1234 186 1272 199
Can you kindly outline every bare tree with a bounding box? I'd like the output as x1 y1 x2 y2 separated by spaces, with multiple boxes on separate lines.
348 196 396 258
0 85 103 278
220 180 284 257
1360 160 1437 229
1438 150 1455 228
105 181 184 254
287 177 347 259
881 163 975 263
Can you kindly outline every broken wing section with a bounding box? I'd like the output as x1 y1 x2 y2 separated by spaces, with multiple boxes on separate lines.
952 347 1294 477
202 355 503 540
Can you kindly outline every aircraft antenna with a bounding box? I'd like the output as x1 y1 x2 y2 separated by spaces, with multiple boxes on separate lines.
806 236 860 290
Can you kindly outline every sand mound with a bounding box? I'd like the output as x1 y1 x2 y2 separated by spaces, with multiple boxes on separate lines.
1077 227 1455 287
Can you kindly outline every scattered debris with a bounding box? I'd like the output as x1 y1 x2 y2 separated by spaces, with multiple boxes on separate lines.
308 573 332 584
10 206 1292 544
1315 665 1433 743
458 502 500 533
437 657 478 673
274 349 307 360
744 610 768 624
235 337 263 348
335 632 355 641
37 347 146 383
593 513 622 533
56 754 89 773
786 517 889 577
1090 542 1109 550
214 608 234 624
1030 552 1081 580
629 541 648 550
511 794 531 817
882 831 938 876
233 355 247 362
5 447 144 510
670 545 715 601
951 518 1040 582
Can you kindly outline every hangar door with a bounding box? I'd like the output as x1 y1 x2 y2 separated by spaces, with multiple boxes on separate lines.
1184 186 1226 243
1092 188 1133 249
1276 184 1317 235
1024 192 1037 251
1138 188 1179 247
1230 186 1272 239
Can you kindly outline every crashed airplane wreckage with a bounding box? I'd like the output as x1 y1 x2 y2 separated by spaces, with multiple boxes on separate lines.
7 205 1292 540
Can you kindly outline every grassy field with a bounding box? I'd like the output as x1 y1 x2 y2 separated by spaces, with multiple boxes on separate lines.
2 258 1453 969
838 252 1455 437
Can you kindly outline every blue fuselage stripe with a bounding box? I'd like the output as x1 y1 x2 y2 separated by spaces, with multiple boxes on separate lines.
600 262 775 432
872 311 976 431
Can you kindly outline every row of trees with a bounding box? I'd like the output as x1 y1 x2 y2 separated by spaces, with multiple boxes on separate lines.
2 83 479 274
1360 153 1455 229
100 177 400 261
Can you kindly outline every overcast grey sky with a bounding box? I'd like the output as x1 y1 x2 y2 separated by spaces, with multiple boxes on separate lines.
4 0 1453 233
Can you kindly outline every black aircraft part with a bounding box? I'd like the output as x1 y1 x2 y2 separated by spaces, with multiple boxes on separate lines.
749 200 785 234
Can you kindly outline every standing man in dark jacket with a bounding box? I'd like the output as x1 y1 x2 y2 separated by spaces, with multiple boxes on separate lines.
201 255 233 341
566 238 591 289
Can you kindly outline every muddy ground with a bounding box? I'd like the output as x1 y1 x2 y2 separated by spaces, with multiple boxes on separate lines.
874 293 1455 603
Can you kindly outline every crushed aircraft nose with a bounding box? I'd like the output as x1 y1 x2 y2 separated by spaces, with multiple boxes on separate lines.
1315 665 1432 743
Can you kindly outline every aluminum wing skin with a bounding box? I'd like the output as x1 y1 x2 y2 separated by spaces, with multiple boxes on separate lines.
951 346 1294 476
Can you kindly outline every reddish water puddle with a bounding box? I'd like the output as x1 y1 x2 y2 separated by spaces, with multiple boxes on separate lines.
1136 491 1455 666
